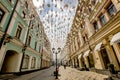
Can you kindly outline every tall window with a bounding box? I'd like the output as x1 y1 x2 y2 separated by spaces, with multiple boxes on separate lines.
15 25 22 39
93 0 98 4
28 36 31 46
22 55 29 69
0 8 5 23
35 42 37 50
107 2 117 17
31 57 36 68
89 7 92 13
21 11 26 18
99 14 107 25
25 1 28 8
93 21 98 31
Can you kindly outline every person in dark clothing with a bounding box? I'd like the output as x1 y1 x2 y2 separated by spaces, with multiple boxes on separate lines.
64 64 66 69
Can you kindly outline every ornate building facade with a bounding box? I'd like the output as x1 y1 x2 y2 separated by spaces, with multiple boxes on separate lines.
65 0 120 71
0 0 51 73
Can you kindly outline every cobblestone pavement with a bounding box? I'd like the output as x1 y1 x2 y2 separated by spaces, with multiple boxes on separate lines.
59 66 109 80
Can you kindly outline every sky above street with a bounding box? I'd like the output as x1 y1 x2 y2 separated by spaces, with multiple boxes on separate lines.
33 0 78 49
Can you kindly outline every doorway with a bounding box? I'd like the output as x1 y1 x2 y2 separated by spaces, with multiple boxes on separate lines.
100 48 110 69
1 50 19 73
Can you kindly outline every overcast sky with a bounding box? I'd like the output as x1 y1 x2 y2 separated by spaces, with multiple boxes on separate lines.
33 0 78 53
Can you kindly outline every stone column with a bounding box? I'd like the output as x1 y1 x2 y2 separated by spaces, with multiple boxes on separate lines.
113 43 120 64
105 44 120 70
103 39 120 70
94 51 105 69
0 45 6 70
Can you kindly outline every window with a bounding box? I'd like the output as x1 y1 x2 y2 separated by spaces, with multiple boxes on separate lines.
28 36 31 46
21 11 26 18
15 25 22 39
25 1 28 8
22 55 29 69
8 0 12 2
31 57 36 68
99 14 107 25
93 0 98 5
107 2 117 16
89 8 92 13
93 21 98 31
0 8 5 23
35 42 37 50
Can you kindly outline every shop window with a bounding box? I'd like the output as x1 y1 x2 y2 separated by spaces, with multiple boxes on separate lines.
31 57 36 68
0 8 5 23
22 55 29 69
99 14 107 25
107 2 117 17
15 25 22 39
93 21 98 32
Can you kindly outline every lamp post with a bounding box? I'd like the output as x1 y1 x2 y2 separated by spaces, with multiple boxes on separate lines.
52 47 61 79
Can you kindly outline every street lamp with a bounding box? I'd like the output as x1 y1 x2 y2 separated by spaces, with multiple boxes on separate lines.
52 47 61 79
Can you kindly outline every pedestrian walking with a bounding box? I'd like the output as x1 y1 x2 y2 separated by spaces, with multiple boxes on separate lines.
64 64 66 69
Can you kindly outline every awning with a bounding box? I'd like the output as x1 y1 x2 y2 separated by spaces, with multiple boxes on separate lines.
94 42 102 51
110 32 120 45
78 54 82 59
83 50 90 58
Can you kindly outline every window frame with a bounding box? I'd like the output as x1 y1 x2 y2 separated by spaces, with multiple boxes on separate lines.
93 21 98 31
15 25 22 39
107 2 117 17
0 8 5 23
22 55 29 69
99 14 107 25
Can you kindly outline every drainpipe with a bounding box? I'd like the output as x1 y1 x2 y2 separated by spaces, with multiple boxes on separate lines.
40 46 43 69
40 30 44 69
0 0 18 50
19 15 32 72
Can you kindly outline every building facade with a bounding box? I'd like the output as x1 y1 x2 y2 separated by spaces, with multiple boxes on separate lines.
65 0 120 71
0 0 51 73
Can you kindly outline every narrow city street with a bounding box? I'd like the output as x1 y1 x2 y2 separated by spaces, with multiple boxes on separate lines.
1 0 120 80
0 66 109 80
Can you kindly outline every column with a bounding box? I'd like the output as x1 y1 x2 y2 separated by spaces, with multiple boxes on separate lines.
113 43 120 64
0 45 6 70
94 51 105 69
105 44 120 70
